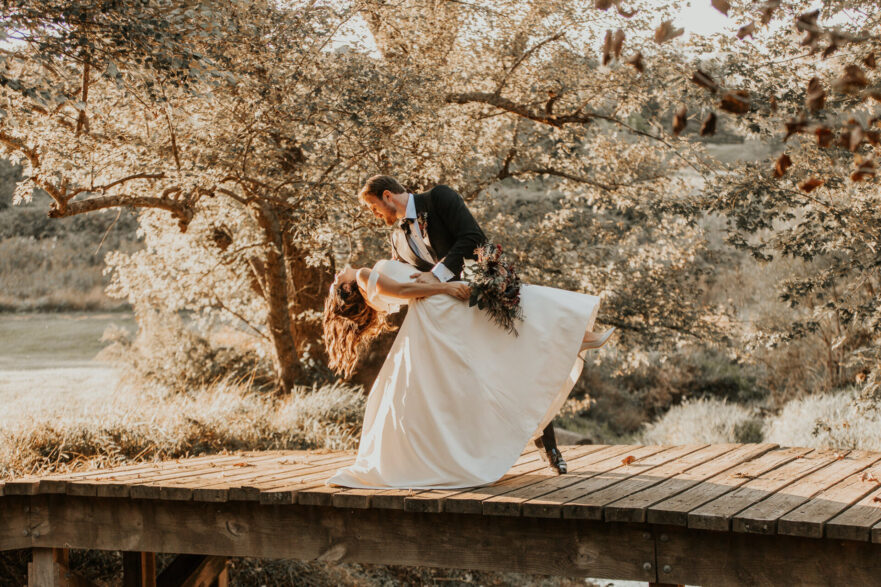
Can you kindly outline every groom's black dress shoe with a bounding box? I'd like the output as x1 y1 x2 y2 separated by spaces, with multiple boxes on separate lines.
533 437 568 475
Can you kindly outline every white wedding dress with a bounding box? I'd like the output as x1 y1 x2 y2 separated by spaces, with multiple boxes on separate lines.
326 259 601 489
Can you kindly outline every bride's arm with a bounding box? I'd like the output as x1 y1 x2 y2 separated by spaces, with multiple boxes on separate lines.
357 268 470 301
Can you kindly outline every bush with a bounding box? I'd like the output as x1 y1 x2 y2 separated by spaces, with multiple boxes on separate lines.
98 310 277 392
764 388 881 450
639 397 762 445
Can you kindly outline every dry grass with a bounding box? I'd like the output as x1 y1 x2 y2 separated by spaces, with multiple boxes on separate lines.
0 378 365 479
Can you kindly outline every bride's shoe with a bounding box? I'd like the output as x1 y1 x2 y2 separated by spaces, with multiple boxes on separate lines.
579 327 616 352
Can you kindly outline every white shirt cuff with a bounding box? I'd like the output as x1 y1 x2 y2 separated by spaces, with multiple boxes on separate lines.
431 262 455 282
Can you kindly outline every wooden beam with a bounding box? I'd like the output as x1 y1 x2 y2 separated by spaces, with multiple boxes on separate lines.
28 494 657 581
156 554 227 587
653 524 881 586
123 551 157 587
1 495 32 551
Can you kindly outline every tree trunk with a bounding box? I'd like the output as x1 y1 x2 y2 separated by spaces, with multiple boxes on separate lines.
252 204 302 394
281 218 334 370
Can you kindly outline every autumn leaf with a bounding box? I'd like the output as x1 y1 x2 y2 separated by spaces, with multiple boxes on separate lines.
864 52 876 69
616 3 638 17
774 153 792 178
799 178 825 192
625 52 644 72
711 0 730 16
832 64 869 94
691 69 719 93
860 471 879 483
595 0 614 9
621 455 636 465
759 0 780 25
815 126 833 148
737 22 756 40
654 20 684 44
784 112 808 141
796 10 821 48
805 77 825 111
672 104 687 136
874 496 881 504
700 112 717 136
612 29 625 59
851 155 876 182
719 89 750 114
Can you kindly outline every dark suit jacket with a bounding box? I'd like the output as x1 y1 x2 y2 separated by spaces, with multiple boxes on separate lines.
390 184 487 279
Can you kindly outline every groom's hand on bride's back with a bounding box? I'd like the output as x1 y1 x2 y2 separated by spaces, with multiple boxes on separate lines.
445 282 471 300
411 271 439 284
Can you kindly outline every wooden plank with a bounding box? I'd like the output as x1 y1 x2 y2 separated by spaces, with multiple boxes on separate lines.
604 443 777 523
564 444 740 521
655 523 881 586
559 445 714 520
31 451 288 493
437 444 639 516
31 494 658 581
513 445 673 519
733 450 881 535
61 454 265 497
335 447 546 510
332 445 601 511
647 446 811 526
686 448 842 532
399 446 557 513
189 452 352 502
495 444 704 519
154 453 336 502
826 484 881 542
258 457 371 506
777 460 881 539
226 452 355 501
124 455 291 500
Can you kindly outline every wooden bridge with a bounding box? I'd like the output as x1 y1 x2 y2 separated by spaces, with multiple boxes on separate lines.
4 442 881 586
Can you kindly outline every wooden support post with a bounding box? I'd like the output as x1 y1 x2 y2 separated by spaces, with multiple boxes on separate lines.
29 547 66 586
123 551 157 587
157 554 228 587
28 547 98 587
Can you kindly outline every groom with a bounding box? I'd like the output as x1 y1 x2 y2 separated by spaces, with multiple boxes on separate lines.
357 174 569 474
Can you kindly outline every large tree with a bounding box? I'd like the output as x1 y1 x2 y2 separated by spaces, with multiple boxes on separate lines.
1 0 753 393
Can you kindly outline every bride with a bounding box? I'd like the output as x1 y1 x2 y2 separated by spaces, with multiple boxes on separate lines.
322 257 614 489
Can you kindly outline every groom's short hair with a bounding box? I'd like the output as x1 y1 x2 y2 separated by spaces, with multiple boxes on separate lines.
358 175 406 204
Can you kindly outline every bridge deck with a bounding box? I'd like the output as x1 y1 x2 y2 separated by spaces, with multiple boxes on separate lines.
4 443 881 585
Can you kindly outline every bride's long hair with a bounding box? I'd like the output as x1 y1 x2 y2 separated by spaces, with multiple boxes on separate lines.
322 279 396 379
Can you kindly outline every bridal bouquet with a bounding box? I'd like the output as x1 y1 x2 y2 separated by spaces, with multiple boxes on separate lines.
465 242 524 336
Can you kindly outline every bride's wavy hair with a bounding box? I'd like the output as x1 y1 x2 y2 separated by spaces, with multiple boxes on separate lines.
322 278 396 379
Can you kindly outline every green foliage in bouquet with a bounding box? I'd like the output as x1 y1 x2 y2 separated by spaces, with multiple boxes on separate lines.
464 242 524 336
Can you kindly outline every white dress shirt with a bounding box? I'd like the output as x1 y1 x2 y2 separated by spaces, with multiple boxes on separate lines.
405 193 455 282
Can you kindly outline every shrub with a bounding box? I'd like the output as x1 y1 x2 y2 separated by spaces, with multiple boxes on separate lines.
764 388 881 451
640 397 762 445
98 310 276 393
